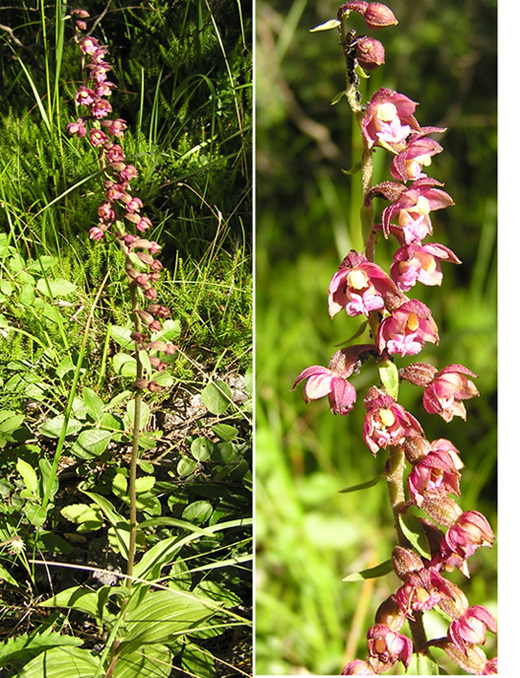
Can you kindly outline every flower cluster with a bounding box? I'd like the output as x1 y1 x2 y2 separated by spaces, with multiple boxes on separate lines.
67 9 176 391
299 3 496 674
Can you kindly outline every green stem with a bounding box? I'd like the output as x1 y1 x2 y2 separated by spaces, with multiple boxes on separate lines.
125 281 143 587
385 446 429 654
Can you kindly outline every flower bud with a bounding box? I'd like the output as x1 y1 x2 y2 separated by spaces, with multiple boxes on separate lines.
374 596 406 631
356 36 385 70
392 546 423 581
432 638 488 674
341 659 376 675
364 3 398 30
399 362 437 387
421 496 463 527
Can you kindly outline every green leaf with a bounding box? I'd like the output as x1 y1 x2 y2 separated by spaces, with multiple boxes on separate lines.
17 646 101 678
0 562 18 587
16 457 38 495
113 352 137 377
114 644 172 678
177 457 197 477
343 559 393 582
0 629 82 669
109 325 133 347
212 424 238 442
399 512 431 559
201 380 232 415
309 18 340 32
135 476 156 494
36 278 77 298
181 500 213 525
60 504 104 531
191 437 213 461
339 473 384 493
132 536 182 581
39 585 112 627
378 359 400 400
331 90 347 106
71 429 112 459
120 588 219 652
82 387 104 421
181 643 215 678
79 486 129 558
124 399 150 431
409 652 440 675
39 415 83 439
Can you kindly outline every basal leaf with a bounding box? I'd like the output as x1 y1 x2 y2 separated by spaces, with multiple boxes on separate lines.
114 644 172 678
71 429 112 459
120 588 219 652
17 646 100 678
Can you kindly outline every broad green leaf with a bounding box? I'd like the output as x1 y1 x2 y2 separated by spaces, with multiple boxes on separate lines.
79 486 129 558
113 352 137 377
82 387 104 420
343 559 393 582
124 399 150 431
201 380 232 415
16 457 38 495
191 437 213 461
0 411 25 439
71 429 112 459
25 504 47 527
339 473 384 493
408 652 440 675
0 629 82 668
40 585 112 627
152 317 181 341
177 457 197 477
109 325 133 347
212 424 238 442
181 500 213 525
60 504 104 531
120 589 219 652
133 536 182 581
56 356 76 378
39 415 83 439
399 512 431 559
36 278 77 298
181 643 215 678
17 646 101 678
114 644 172 678
135 476 155 494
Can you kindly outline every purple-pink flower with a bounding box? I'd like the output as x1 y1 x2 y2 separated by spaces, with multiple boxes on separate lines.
362 88 421 151
292 364 357 416
377 299 438 357
423 364 479 422
389 133 444 182
440 511 495 563
363 387 423 454
390 243 461 291
407 448 461 507
328 250 401 317
381 177 454 243
448 605 497 654
366 624 412 671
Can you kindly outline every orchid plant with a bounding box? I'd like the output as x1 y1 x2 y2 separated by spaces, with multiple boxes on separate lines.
66 8 177 587
294 3 497 674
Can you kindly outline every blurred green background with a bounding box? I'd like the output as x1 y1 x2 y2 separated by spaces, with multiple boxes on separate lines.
255 0 497 674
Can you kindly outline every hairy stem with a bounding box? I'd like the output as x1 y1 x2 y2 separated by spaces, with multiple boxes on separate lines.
125 281 143 586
